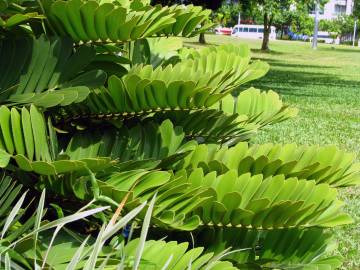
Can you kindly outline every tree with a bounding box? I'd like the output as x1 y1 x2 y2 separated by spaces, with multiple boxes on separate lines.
272 6 293 38
214 1 242 27
354 0 360 18
0 0 359 268
320 17 342 38
270 1 315 38
319 15 359 38
241 0 328 50
349 0 360 45
289 4 314 36
241 0 294 50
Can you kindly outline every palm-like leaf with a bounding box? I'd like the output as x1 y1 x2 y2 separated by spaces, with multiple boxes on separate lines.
0 105 51 160
0 105 114 174
214 88 298 127
61 89 294 146
182 168 351 228
64 120 195 164
96 169 208 230
0 181 238 270
0 1 358 268
0 35 105 107
258 228 342 269
0 175 109 268
150 110 258 144
50 167 350 230
62 44 268 122
180 44 269 88
175 142 360 187
199 227 342 269
35 236 240 270
124 239 239 270
58 109 257 146
47 0 211 43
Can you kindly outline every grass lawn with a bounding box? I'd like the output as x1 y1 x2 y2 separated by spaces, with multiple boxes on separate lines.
185 35 360 269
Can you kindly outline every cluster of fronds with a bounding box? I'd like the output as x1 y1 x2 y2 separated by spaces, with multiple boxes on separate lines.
0 0 358 269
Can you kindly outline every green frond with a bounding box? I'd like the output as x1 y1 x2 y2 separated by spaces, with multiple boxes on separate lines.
46 1 211 43
57 109 258 145
179 43 250 60
63 45 268 122
0 174 236 269
133 37 183 67
0 175 24 223
53 166 350 230
0 35 105 107
128 44 268 94
96 169 207 230
0 105 115 174
0 12 44 29
64 119 195 165
180 43 270 88
0 175 34 269
150 110 258 144
0 176 114 270
1 0 358 268
258 228 342 269
0 116 192 176
180 168 351 228
175 142 360 187
10 156 114 176
214 88 298 127
0 105 51 161
199 227 342 269
124 238 239 270
33 235 240 269
161 4 213 37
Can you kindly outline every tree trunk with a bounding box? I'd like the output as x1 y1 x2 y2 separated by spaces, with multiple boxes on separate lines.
199 32 206 44
312 0 320 49
261 13 270 51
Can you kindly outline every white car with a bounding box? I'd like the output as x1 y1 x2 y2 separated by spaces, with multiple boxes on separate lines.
231 24 276 40
310 31 339 44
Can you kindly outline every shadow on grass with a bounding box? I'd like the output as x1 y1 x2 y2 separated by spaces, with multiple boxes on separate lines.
183 41 217 48
252 57 337 70
248 68 359 97
251 48 285 55
319 47 360 53
270 62 336 69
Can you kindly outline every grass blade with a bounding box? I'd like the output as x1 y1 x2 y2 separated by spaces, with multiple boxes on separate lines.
1 191 27 239
34 189 46 268
65 236 90 270
8 206 109 250
39 206 109 232
133 193 157 270
83 225 106 270
41 225 63 268
103 202 146 241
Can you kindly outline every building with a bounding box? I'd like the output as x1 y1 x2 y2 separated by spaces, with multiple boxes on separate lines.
310 0 354 20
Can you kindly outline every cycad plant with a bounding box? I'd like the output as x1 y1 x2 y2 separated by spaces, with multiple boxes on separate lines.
0 0 359 269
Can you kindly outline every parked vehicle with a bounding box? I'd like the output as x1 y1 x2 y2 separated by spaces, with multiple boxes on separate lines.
215 26 232 36
231 24 276 40
287 29 309 41
309 31 339 44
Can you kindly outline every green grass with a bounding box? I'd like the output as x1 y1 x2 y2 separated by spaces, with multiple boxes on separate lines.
185 35 360 269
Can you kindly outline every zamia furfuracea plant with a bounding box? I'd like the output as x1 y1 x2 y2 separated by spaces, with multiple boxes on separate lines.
0 0 359 269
